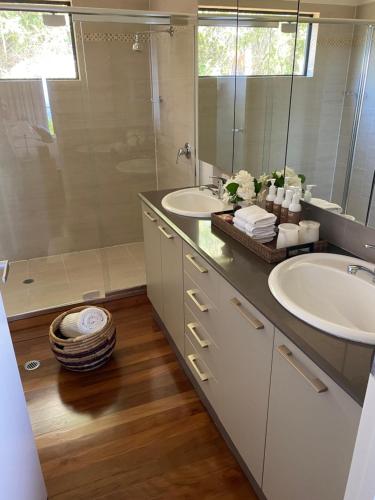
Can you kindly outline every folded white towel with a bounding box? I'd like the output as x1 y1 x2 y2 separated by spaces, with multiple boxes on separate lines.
310 198 343 214
233 217 248 231
247 226 276 236
253 237 274 244
60 307 108 338
236 205 265 219
248 230 276 239
236 206 277 226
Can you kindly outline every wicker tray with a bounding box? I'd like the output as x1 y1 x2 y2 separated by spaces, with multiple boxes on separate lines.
211 212 327 264
49 306 116 372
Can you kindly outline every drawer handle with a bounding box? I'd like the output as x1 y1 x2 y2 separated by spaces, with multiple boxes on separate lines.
158 225 174 239
144 210 156 222
186 289 208 312
187 322 209 348
185 253 208 274
278 345 328 394
187 354 208 382
230 297 264 330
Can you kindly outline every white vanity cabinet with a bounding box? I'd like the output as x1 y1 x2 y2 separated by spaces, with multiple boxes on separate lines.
141 206 362 499
263 329 361 500
141 203 184 354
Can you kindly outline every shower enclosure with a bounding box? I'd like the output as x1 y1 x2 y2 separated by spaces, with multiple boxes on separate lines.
0 3 196 317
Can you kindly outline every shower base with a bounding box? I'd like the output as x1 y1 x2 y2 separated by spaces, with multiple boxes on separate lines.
1 243 146 319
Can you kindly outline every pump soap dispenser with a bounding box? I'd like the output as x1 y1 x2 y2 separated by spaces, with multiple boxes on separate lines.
304 185 316 203
266 179 277 213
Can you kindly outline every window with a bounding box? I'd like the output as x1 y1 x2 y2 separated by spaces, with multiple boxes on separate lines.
0 1 78 79
198 9 313 77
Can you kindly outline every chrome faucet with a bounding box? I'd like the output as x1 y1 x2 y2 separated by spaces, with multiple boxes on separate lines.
347 264 375 282
199 176 226 200
176 143 192 164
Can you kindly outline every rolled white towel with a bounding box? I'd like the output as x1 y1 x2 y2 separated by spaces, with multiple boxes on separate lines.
60 312 81 338
77 307 108 335
60 307 108 338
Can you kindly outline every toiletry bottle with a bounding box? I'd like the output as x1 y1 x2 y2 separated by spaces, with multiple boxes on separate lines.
304 184 316 203
265 179 277 213
280 189 293 224
273 187 285 224
288 193 302 224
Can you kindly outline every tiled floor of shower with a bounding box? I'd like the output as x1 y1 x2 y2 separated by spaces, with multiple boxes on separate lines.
1 242 146 318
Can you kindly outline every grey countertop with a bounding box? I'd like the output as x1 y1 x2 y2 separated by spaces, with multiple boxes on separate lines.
140 189 375 406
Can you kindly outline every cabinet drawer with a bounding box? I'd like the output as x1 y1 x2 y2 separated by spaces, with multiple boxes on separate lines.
184 335 220 412
219 279 273 338
183 242 219 306
184 272 219 338
185 304 220 379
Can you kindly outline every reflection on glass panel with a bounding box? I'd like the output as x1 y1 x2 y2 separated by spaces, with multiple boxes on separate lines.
198 25 237 76
0 9 196 317
0 10 77 79
233 5 299 178
198 5 237 173
286 2 362 221
237 18 309 76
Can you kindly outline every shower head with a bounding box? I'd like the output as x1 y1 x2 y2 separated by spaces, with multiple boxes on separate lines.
132 34 142 52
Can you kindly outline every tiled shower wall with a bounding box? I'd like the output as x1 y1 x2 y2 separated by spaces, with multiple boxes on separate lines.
0 4 196 262
332 1 375 226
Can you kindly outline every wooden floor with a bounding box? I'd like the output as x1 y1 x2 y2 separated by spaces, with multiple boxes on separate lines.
11 295 257 500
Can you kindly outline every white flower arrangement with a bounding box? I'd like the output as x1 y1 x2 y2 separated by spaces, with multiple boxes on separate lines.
260 166 305 189
222 166 306 206
223 170 256 205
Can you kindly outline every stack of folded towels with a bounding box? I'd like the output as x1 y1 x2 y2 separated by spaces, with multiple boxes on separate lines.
60 307 108 339
233 205 277 244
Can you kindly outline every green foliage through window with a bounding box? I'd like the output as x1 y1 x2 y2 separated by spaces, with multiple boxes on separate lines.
0 9 77 79
198 11 311 77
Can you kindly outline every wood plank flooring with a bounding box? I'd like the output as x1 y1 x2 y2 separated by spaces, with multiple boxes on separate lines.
11 295 258 500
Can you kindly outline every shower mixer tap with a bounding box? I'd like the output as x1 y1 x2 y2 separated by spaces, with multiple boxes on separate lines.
176 143 192 164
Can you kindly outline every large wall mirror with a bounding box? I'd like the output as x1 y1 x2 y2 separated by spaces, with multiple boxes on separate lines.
198 0 299 180
198 0 375 229
286 0 375 228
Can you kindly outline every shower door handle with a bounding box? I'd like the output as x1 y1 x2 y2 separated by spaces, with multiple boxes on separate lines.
0 260 9 283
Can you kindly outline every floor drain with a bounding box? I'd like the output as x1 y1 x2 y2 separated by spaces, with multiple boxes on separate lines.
23 278 34 285
24 360 40 371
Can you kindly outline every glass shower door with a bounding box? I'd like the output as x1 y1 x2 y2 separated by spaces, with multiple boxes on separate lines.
0 5 195 317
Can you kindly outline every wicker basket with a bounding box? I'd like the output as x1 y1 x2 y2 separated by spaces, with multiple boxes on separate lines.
49 306 116 372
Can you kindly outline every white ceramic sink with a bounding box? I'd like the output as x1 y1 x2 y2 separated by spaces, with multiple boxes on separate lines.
268 253 375 344
162 187 230 218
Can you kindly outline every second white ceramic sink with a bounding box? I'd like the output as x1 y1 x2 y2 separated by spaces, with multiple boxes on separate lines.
162 187 230 218
268 253 375 344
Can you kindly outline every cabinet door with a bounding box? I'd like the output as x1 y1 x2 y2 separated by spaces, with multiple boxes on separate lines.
159 222 184 354
263 330 361 500
218 280 275 485
141 203 163 318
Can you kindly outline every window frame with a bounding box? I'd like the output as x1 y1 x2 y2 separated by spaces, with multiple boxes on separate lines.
198 7 314 79
0 0 80 81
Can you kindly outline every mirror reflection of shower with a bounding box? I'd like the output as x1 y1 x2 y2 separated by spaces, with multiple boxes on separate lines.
131 26 175 52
